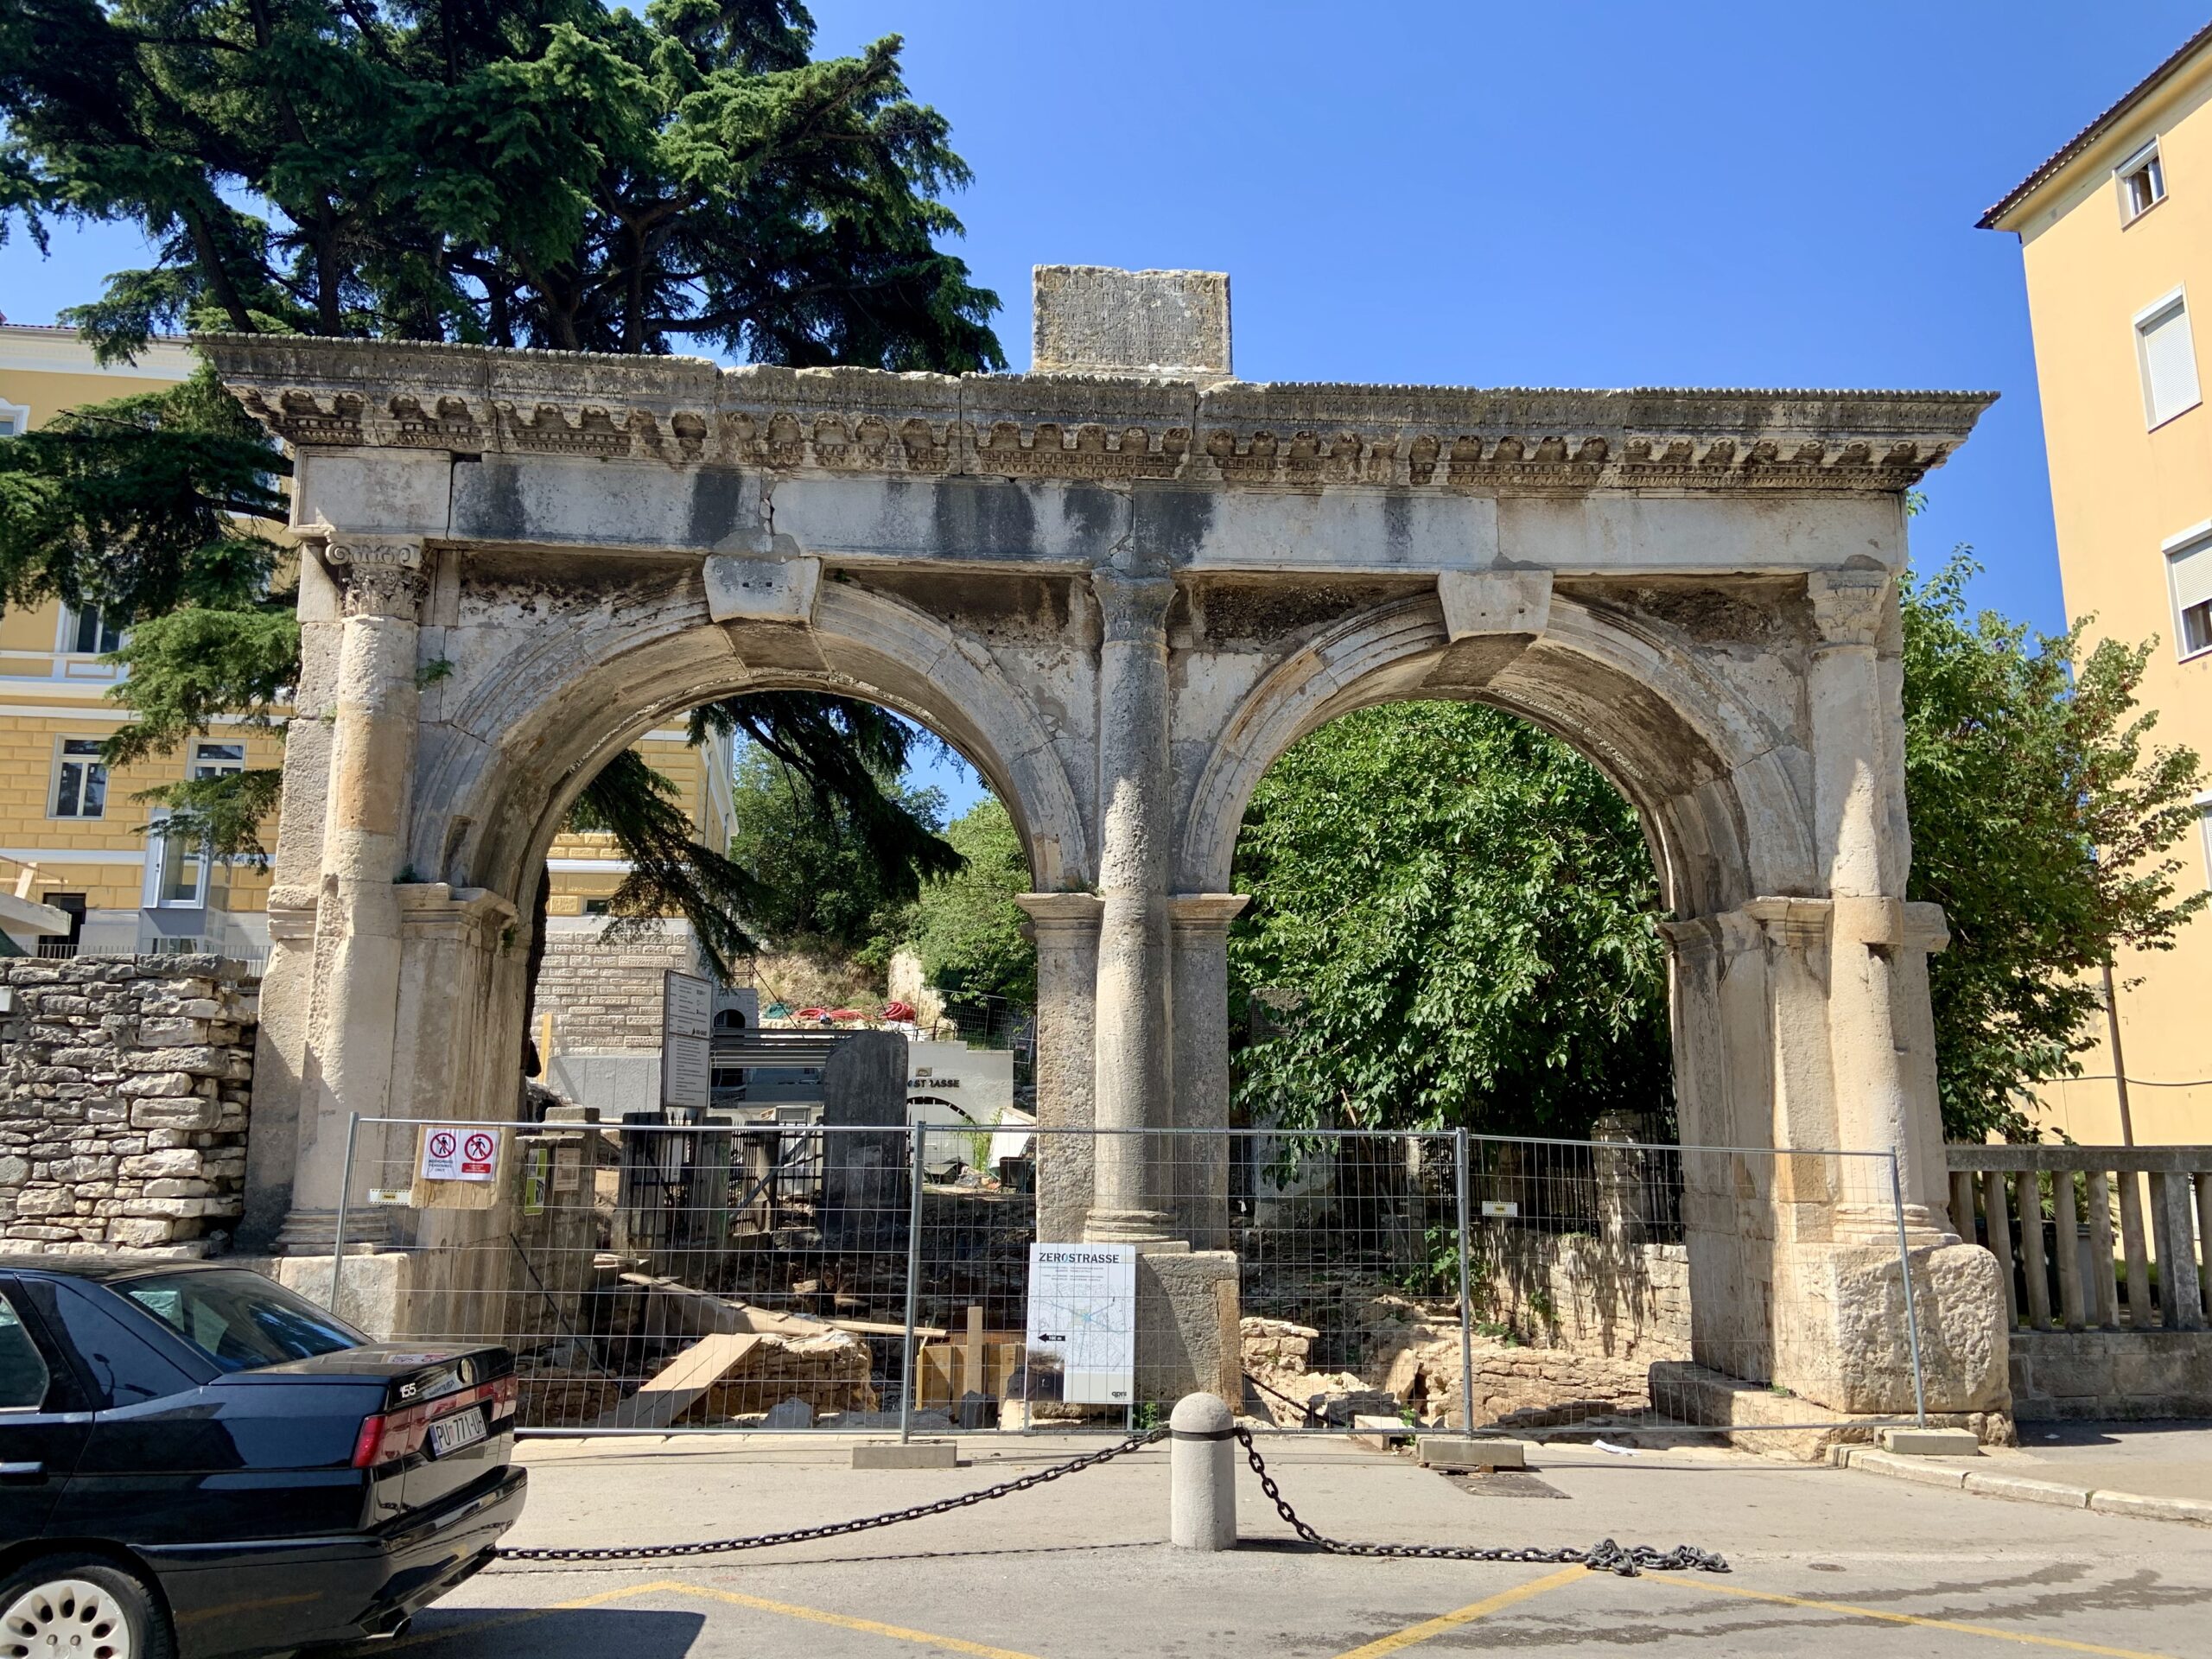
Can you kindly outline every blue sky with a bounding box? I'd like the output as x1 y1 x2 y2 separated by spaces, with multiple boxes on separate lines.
5 2 2204 817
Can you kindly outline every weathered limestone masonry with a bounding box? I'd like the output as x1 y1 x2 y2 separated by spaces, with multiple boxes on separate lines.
203 264 2011 1417
1 956 255 1255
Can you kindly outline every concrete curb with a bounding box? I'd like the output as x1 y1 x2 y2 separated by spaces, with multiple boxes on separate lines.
1839 1446 2211 1525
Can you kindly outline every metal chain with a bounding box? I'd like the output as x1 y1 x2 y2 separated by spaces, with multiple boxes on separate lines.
1234 1428 1732 1579
493 1422 1729 1578
493 1427 1168 1563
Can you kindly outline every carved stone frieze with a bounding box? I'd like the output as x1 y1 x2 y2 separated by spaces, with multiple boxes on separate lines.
198 333 1994 497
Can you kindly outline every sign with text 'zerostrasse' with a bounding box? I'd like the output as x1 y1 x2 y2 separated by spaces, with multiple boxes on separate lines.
1024 1243 1136 1405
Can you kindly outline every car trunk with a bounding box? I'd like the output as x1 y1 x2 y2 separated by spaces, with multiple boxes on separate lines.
233 1343 516 1518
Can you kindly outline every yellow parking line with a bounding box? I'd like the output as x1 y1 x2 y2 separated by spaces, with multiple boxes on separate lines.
1329 1564 1590 1658
673 1582 1045 1657
1650 1573 2181 1659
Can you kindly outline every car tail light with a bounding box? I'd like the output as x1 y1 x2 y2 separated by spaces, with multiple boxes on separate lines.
353 1377 514 1467
352 1402 430 1469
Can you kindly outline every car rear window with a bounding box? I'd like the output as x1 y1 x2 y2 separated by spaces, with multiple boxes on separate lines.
0 1292 48 1409
123 1270 365 1374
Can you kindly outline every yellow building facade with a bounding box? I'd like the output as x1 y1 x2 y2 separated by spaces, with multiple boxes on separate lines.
1985 22 2212 1144
0 323 731 960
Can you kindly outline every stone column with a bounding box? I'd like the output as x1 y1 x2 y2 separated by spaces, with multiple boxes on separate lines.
1015 893 1105 1243
1087 571 1178 1243
1170 893 1249 1250
1806 571 1950 1247
278 533 427 1252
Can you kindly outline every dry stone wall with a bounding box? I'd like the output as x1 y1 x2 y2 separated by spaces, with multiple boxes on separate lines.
1 956 256 1256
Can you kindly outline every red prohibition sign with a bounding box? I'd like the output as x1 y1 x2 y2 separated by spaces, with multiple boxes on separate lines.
427 1130 458 1160
463 1132 496 1162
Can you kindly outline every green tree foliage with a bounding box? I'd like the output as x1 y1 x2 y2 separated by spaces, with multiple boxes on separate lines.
726 738 952 963
899 798 1035 1014
1230 702 1672 1139
0 0 1003 365
1904 554 2206 1141
0 0 995 976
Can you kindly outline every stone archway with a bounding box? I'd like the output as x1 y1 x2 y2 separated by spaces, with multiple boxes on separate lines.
207 264 2006 1416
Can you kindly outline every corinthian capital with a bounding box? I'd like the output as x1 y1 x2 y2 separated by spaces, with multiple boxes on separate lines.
1806 569 1891 651
1092 570 1177 644
313 531 429 620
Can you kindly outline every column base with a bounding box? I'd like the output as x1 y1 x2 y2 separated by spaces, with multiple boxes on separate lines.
1835 1201 1959 1251
1084 1208 1183 1245
1772 1239 2009 1414
273 1206 390 1256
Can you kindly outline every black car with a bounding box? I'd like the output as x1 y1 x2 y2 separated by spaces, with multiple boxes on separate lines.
0 1259 527 1659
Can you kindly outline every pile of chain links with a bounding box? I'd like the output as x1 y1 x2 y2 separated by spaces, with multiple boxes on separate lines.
1235 1427 1731 1578
493 1427 1169 1564
490 1421 1730 1578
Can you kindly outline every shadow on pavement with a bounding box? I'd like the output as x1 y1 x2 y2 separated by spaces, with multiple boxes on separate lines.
378 1605 707 1656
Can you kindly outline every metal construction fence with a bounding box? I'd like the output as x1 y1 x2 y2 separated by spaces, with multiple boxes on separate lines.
330 1117 1929 1440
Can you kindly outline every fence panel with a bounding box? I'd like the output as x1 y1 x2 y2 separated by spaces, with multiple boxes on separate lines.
330 1116 1926 1440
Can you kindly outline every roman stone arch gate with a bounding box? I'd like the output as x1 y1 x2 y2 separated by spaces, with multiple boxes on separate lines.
205 266 2008 1419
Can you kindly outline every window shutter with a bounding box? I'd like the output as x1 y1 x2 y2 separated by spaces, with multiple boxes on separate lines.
2140 300 2202 424
2171 537 2212 615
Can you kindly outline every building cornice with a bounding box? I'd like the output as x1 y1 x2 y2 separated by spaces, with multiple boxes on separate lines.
196 334 1994 496
0 326 197 382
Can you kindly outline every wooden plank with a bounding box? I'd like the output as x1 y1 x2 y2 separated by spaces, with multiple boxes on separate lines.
594 1332 761 1430
828 1317 948 1339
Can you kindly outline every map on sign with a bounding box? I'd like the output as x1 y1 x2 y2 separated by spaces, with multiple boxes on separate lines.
1024 1243 1136 1404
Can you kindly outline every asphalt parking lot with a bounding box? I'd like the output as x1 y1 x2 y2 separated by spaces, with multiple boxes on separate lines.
383 1433 2212 1659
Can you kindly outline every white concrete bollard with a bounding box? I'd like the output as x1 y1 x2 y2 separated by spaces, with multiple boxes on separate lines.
1169 1392 1238 1551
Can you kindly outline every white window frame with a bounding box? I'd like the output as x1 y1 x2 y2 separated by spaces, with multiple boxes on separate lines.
142 810 210 911
2118 137 2167 224
2134 286 2202 429
0 398 27 439
52 605 126 680
48 736 109 820
2165 520 2212 661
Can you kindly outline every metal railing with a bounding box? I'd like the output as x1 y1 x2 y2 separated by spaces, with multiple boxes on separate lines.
328 1117 1927 1440
1948 1144 2209 1333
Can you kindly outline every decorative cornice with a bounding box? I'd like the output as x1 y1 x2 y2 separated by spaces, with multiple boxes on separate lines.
195 334 1995 496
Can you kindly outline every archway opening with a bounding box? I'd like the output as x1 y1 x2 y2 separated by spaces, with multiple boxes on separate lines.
1224 695 1688 1419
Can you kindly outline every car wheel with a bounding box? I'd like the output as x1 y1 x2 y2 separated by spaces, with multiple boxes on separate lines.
0 1555 171 1659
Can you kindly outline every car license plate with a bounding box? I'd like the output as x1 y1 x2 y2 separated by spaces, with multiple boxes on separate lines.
429 1407 487 1457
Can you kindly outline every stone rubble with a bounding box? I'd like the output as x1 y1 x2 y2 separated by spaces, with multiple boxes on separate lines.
1 956 257 1256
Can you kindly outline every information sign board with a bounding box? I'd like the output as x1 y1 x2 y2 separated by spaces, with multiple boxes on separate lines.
1024 1243 1136 1405
661 969 713 1111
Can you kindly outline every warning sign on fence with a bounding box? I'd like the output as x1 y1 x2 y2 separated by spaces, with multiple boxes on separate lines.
1024 1243 1136 1405
410 1124 505 1210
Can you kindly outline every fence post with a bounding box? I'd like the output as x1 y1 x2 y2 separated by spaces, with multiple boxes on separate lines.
899 1123 927 1445
1888 1154 1929 1428
328 1112 359 1317
1454 1127 1476 1436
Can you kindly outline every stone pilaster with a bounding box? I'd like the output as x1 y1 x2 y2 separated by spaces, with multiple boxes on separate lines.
1806 571 1951 1248
1169 893 1249 1250
1014 893 1104 1244
279 531 427 1252
1086 571 1178 1243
